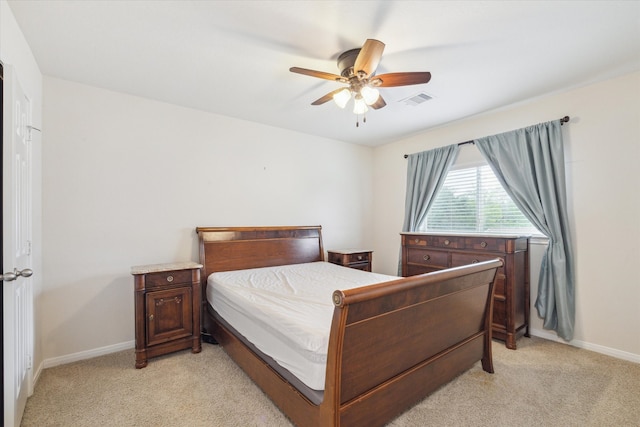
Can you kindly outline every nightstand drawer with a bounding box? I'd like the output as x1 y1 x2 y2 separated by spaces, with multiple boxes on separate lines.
145 270 193 288
347 262 371 271
328 250 372 272
328 251 370 264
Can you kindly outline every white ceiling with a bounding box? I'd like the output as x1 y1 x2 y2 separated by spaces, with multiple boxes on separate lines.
7 1 640 146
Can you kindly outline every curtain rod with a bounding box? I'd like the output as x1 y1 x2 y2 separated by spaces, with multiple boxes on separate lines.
403 116 570 158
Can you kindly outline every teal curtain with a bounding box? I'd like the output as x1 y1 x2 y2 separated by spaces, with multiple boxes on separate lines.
402 144 459 233
400 145 458 275
475 120 575 340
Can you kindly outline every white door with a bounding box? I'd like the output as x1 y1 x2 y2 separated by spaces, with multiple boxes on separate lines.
2 65 34 427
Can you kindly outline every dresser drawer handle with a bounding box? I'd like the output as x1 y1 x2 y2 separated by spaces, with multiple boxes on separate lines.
480 241 487 248
471 259 479 264
444 239 450 246
149 314 154 321
414 239 420 244
166 275 174 282
357 255 363 261
423 255 430 261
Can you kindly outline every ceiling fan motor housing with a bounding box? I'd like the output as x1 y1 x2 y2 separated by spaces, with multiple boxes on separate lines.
337 48 361 77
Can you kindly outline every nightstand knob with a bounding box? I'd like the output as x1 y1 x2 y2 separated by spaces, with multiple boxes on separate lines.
149 314 154 321
166 275 174 282
357 255 363 261
472 259 479 264
423 255 430 261
444 239 450 246
480 241 487 248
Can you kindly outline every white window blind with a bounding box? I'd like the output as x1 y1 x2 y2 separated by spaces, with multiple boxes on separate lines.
421 165 541 235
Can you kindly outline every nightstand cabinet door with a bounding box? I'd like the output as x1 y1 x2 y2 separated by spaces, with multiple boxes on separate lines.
146 286 193 347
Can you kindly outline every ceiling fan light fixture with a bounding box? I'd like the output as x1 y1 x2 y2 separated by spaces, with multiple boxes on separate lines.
360 86 380 105
333 88 351 109
353 96 368 115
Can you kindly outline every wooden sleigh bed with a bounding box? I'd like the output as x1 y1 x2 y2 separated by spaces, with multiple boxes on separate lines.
196 225 502 427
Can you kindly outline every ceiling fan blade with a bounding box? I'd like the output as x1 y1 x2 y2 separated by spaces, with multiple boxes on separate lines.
290 67 346 82
354 39 385 76
372 72 432 87
311 88 346 106
370 95 386 110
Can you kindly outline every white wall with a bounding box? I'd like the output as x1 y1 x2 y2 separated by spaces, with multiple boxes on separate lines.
41 76 375 364
1 0 43 376
372 72 640 361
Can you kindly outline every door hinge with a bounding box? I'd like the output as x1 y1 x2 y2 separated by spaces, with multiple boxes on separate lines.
26 125 41 142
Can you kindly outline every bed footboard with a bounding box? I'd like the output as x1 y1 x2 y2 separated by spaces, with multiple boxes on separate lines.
322 259 501 427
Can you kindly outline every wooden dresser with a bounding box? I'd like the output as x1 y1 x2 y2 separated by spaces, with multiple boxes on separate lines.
401 233 530 349
131 261 203 368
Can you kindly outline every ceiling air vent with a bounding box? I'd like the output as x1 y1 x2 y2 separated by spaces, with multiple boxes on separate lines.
401 92 433 106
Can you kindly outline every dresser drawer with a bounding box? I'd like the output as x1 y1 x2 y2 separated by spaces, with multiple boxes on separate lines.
429 236 462 249
406 248 448 268
406 264 442 276
464 237 506 252
404 235 429 247
406 235 463 249
451 253 505 293
451 252 503 268
145 270 193 288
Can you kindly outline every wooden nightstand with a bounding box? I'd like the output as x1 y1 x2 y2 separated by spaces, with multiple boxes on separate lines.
131 261 203 368
328 249 372 272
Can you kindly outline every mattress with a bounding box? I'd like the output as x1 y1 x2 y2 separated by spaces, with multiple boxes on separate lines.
207 261 397 391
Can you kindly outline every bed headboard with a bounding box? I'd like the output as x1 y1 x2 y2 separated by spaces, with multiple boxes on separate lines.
195 225 324 286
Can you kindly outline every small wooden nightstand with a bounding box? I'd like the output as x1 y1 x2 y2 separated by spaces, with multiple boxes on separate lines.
131 261 203 368
328 249 373 272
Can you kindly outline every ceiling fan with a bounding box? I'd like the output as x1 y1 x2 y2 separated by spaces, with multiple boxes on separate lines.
290 39 431 126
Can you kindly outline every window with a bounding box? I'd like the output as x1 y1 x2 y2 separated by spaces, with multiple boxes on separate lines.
420 164 542 235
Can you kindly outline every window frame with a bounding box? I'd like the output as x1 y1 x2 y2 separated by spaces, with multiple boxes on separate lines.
419 160 545 237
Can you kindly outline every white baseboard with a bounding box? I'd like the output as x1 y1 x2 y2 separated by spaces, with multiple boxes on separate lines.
42 340 135 369
530 328 640 364
38 332 639 372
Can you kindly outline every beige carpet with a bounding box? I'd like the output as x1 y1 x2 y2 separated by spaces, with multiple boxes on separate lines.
22 337 640 427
